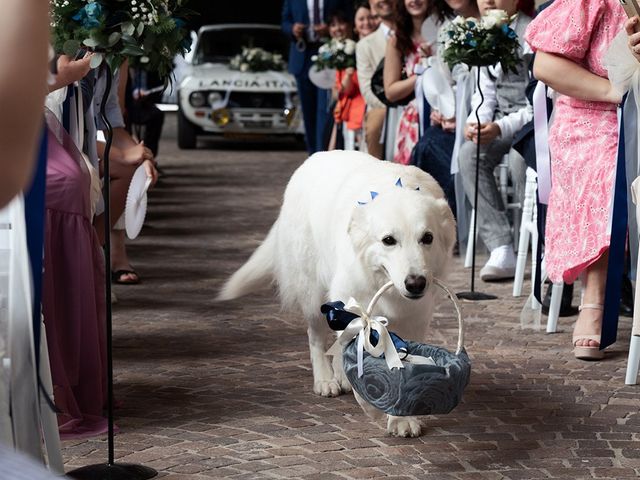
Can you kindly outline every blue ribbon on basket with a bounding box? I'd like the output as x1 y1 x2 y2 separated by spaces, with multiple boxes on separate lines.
321 301 409 358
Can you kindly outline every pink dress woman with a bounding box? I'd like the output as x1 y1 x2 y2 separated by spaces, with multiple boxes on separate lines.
525 0 627 283
393 44 422 165
43 109 108 439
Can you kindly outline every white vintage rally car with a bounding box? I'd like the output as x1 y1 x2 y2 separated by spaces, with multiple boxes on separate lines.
177 24 303 148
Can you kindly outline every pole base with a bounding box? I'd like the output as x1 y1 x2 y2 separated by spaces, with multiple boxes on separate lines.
456 291 497 301
67 463 158 480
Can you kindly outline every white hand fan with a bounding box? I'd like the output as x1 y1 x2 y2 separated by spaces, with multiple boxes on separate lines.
125 164 152 240
308 66 336 90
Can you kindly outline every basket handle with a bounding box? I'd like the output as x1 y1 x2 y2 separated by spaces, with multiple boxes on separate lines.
365 278 465 355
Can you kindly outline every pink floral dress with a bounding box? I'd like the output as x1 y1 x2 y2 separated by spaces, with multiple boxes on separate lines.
393 45 422 165
525 0 626 283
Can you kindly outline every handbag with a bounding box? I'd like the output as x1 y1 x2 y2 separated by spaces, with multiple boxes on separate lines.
370 58 414 107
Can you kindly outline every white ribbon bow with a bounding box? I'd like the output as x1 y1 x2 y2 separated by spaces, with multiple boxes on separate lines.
325 297 405 378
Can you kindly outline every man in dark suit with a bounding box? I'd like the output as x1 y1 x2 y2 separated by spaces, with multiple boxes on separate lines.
282 0 352 153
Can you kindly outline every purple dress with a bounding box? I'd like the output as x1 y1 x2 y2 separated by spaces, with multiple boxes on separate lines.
42 110 108 439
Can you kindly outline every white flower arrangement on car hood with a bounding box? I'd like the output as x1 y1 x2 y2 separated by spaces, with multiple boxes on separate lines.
229 46 286 73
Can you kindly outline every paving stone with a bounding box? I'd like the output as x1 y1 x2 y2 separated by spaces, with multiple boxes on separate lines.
59 116 640 479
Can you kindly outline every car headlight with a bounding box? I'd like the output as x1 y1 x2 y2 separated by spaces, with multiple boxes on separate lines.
189 92 206 107
208 92 223 106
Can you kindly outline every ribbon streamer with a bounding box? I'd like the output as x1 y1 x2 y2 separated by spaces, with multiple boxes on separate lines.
533 81 551 204
325 297 404 378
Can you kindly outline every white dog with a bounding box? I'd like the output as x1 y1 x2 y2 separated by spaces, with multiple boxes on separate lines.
219 151 456 437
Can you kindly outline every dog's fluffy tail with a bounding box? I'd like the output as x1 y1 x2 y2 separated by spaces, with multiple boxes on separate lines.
217 223 277 301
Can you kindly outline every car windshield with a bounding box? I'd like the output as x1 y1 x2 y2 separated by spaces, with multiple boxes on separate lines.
193 27 289 65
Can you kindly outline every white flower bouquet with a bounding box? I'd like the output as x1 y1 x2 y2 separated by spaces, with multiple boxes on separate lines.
442 9 521 74
229 46 285 72
50 0 193 79
311 38 357 71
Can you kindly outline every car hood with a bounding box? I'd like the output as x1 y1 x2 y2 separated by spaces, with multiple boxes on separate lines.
183 63 297 93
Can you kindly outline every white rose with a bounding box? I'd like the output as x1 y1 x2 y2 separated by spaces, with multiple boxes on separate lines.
452 15 465 26
240 63 249 72
484 9 509 27
344 39 356 55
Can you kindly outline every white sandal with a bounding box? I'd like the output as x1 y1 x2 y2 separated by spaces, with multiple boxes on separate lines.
573 303 605 361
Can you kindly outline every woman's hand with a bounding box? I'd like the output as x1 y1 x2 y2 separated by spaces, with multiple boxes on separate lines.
430 110 443 126
626 16 640 63
465 122 501 144
142 159 159 187
57 53 94 84
123 142 153 166
441 117 456 133
418 42 433 58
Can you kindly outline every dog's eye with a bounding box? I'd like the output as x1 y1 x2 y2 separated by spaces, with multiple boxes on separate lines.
382 235 397 246
420 232 434 245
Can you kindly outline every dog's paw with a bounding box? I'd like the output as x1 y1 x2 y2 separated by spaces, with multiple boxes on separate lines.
313 379 342 397
335 374 352 393
386 416 422 437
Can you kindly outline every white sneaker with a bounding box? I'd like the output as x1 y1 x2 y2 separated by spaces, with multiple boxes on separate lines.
480 245 516 282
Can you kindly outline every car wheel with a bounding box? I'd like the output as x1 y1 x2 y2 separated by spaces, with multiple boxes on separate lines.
178 109 198 149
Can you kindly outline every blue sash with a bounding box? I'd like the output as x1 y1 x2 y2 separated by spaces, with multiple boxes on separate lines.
601 98 628 349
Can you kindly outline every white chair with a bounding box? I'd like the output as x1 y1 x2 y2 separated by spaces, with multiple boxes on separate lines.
512 167 563 333
625 178 640 384
513 168 538 297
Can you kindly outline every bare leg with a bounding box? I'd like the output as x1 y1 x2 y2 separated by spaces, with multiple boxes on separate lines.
110 229 138 283
574 250 608 347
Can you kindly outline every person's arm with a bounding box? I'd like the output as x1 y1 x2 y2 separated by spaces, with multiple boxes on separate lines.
625 16 640 62
282 0 305 40
533 51 620 104
48 53 94 93
340 68 357 97
356 39 385 108
494 102 534 141
117 60 129 114
383 36 416 103
0 0 49 208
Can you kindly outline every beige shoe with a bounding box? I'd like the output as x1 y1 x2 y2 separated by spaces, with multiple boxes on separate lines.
573 303 604 361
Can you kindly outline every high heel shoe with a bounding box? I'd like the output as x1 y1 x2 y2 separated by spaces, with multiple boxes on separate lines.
573 303 605 361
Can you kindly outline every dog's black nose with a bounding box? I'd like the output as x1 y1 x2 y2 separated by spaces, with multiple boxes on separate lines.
404 275 427 295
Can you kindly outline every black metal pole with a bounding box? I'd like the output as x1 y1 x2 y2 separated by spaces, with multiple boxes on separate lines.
67 62 157 480
457 66 497 301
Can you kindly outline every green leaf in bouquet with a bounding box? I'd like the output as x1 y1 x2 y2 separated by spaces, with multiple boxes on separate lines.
90 52 104 69
122 44 145 56
121 21 135 36
63 39 81 57
83 37 100 48
108 32 122 47
137 22 145 36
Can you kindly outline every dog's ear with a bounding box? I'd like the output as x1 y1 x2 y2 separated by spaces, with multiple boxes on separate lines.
434 198 457 256
348 205 369 252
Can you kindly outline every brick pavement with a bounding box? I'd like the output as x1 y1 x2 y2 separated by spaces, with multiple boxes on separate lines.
61 117 640 479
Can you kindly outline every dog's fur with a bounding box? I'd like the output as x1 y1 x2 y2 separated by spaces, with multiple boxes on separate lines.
219 151 456 436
